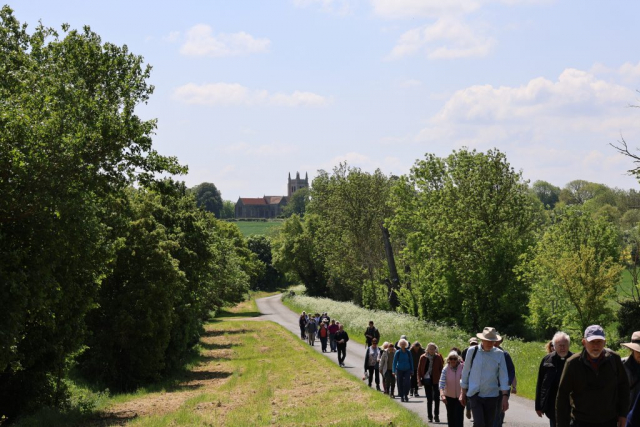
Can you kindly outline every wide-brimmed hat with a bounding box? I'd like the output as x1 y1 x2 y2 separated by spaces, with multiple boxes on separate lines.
622 331 640 353
476 327 501 342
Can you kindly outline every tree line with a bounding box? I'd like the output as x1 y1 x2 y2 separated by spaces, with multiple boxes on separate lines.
0 9 265 419
272 150 640 344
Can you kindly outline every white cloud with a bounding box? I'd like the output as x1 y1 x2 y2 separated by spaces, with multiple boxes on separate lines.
163 31 181 43
415 65 640 188
292 0 357 15
371 0 551 19
387 17 496 60
172 83 329 107
180 24 270 57
372 0 482 19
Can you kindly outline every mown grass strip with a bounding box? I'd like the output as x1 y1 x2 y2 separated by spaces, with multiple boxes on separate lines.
283 294 587 401
128 318 426 426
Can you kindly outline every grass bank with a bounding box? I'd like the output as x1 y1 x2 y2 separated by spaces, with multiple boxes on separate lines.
15 291 426 426
283 293 584 401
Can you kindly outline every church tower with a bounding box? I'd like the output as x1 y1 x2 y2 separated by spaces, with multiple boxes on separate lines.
288 171 309 198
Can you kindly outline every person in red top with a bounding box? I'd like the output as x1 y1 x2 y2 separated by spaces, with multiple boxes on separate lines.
318 321 329 353
328 319 339 353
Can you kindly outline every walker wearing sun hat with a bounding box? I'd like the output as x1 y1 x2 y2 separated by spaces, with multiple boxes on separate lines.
476 326 502 342
622 331 640 410
622 331 640 353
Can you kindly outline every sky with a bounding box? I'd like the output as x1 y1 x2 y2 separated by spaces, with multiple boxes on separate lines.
10 0 640 200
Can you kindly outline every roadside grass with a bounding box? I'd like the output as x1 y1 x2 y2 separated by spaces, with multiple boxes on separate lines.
12 291 279 426
127 319 427 426
15 291 426 426
228 220 283 237
283 294 585 401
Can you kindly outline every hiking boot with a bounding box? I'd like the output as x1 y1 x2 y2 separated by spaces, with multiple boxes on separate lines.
434 417 440 423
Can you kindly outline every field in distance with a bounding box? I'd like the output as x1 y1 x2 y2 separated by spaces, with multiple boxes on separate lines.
229 220 284 237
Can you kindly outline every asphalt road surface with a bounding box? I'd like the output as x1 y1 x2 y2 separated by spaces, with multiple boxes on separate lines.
256 294 549 427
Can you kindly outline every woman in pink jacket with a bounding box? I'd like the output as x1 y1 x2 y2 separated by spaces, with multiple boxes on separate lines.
439 351 465 427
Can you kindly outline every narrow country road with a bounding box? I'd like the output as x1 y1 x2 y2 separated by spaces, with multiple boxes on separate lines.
256 294 549 427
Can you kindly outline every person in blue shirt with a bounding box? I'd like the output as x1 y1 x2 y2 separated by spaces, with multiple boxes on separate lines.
460 327 510 427
393 338 414 402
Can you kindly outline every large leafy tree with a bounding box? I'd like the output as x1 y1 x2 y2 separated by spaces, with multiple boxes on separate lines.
282 187 310 218
308 164 396 307
389 149 542 335
523 207 622 334
0 8 183 416
531 180 561 209
272 214 329 297
192 182 223 218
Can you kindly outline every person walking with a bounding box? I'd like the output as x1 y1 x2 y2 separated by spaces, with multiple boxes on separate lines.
365 321 380 347
318 320 329 352
364 338 382 390
556 325 630 427
462 337 479 362
410 341 425 397
379 342 390 394
305 316 317 346
393 338 414 402
382 343 396 398
535 331 572 427
546 341 555 354
299 311 307 340
460 327 510 427
335 324 349 367
328 319 339 352
395 334 408 350
493 337 516 426
420 342 444 423
440 351 465 427
622 331 640 411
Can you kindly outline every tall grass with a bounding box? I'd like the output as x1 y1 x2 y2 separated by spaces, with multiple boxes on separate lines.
283 294 565 401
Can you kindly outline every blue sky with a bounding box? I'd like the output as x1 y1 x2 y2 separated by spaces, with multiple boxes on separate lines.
11 0 640 200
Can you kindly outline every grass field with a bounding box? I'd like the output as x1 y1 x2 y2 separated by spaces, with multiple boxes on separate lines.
283 293 587 402
228 220 283 237
15 291 426 426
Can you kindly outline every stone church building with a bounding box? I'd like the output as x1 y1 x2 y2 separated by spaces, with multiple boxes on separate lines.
235 172 308 219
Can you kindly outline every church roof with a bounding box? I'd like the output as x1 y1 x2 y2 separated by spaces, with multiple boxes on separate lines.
239 198 267 206
264 196 285 205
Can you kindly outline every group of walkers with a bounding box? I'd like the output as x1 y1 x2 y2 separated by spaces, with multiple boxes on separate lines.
535 326 640 427
298 310 640 427
299 311 350 366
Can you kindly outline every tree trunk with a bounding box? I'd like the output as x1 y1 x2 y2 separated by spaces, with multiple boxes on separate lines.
380 224 400 309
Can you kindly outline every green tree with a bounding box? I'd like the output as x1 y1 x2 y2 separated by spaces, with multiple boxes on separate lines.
0 8 184 417
247 235 285 291
220 200 236 219
282 187 310 218
308 164 395 308
531 180 561 209
524 208 622 334
272 214 329 297
388 149 541 335
192 182 223 218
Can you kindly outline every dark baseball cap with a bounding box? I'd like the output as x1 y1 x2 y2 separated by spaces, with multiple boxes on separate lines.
584 325 605 342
